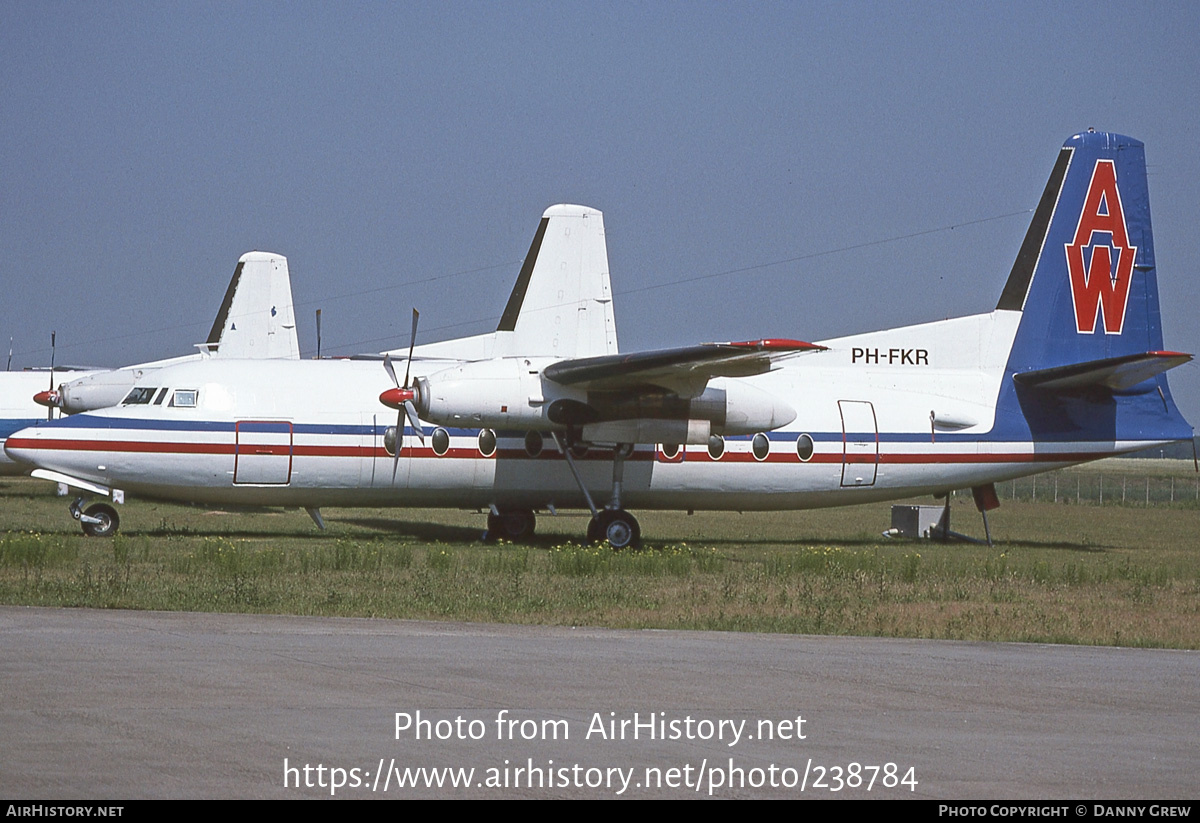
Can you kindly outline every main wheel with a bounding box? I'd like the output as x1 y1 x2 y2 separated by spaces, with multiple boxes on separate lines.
484 509 536 543
587 509 641 550
81 503 120 537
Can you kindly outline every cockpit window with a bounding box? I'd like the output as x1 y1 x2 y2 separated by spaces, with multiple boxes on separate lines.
153 388 168 405
170 389 198 408
122 387 158 405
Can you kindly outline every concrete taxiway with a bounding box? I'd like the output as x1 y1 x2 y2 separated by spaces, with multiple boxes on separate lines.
0 606 1195 798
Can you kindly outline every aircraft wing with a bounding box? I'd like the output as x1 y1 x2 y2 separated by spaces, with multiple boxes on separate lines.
543 338 826 396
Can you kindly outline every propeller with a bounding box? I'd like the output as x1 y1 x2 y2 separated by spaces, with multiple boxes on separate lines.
32 331 59 420
379 309 424 479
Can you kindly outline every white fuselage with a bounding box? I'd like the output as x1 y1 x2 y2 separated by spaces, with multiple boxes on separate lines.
4 310 1163 513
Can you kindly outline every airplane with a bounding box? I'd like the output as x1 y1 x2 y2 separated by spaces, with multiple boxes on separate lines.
5 131 1193 547
0 251 300 476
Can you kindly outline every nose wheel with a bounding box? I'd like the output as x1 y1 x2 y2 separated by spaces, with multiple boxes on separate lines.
70 498 120 537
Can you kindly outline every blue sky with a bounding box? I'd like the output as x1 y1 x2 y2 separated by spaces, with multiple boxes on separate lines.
3 2 1198 421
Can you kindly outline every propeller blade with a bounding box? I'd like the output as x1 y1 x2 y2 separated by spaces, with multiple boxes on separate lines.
384 309 423 477
383 353 399 388
404 400 425 445
392 410 403 481
402 308 419 389
47 331 56 421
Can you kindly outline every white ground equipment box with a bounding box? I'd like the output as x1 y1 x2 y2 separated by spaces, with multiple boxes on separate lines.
889 505 949 539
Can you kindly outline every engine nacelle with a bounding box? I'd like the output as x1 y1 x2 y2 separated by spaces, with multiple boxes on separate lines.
412 362 795 439
573 379 795 436
414 358 582 429
58 369 145 414
709 379 797 435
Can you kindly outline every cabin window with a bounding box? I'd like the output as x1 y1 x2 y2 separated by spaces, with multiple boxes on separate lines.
122 387 157 405
383 426 398 457
660 442 681 460
796 433 815 462
170 390 198 408
432 427 451 457
752 433 770 461
478 428 497 457
707 435 725 460
524 430 543 457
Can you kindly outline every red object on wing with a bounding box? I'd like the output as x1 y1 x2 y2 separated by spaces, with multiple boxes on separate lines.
33 390 59 408
728 338 826 351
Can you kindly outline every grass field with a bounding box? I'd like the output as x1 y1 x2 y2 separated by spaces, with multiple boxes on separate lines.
2 467 1197 648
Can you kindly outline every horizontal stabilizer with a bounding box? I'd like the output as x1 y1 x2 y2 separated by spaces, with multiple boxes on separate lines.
544 338 824 396
1013 351 1192 392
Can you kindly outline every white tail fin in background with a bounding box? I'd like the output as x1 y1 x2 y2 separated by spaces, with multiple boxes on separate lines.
53 251 301 413
203 251 300 360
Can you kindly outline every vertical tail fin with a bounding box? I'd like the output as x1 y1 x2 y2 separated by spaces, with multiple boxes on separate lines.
496 204 618 358
1001 131 1164 367
204 251 300 360
995 132 1191 444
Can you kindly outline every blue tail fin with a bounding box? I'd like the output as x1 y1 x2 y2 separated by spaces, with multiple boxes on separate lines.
994 131 1192 445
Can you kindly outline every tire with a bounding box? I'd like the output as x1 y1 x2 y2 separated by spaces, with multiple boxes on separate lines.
81 503 120 538
587 509 641 550
586 515 605 544
484 509 536 543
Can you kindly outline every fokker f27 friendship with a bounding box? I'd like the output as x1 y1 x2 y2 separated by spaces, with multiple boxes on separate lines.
5 132 1193 547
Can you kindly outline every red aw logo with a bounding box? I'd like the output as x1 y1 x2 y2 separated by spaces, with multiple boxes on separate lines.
1065 159 1138 334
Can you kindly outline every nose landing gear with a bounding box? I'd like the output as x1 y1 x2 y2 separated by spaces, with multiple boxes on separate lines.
70 497 120 537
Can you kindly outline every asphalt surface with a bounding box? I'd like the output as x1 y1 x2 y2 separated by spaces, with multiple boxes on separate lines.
1 606 1195 799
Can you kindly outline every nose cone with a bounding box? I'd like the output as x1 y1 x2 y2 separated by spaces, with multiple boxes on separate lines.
3 423 43 466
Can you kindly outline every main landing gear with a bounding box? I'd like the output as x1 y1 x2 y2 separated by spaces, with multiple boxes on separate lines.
484 437 642 550
70 497 120 537
484 508 536 542
586 508 641 550
555 435 642 551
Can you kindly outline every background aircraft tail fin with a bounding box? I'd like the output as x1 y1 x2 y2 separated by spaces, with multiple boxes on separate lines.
204 251 300 360
995 131 1191 443
496 204 618 359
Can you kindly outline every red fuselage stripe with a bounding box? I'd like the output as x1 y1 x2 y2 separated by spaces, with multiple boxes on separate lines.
6 437 1111 465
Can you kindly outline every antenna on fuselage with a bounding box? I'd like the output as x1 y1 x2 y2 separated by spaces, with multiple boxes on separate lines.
315 309 322 359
